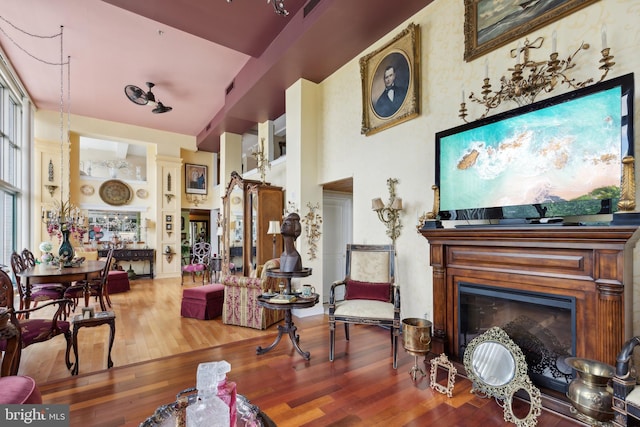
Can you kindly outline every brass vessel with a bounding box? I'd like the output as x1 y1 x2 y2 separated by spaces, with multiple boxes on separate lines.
566 357 615 423
402 318 432 381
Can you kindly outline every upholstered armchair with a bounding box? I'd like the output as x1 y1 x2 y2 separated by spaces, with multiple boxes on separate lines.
329 244 400 368
221 258 284 330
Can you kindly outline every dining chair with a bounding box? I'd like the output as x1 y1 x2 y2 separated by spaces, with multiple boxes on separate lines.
0 268 72 376
10 252 65 312
328 244 400 368
181 242 212 285
64 248 114 311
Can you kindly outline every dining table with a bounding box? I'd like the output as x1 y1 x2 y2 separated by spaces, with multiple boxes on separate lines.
16 260 105 316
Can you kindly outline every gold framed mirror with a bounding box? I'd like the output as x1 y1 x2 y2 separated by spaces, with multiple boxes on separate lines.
430 353 457 398
503 379 543 427
463 326 528 398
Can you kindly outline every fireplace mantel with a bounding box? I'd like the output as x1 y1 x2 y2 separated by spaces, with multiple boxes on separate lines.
420 225 640 367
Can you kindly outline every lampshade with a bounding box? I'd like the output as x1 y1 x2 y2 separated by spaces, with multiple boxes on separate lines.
371 198 385 211
267 220 281 235
391 198 403 211
216 227 224 236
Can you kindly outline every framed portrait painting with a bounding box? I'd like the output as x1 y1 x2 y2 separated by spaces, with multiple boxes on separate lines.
360 23 420 136
185 163 208 195
464 0 599 62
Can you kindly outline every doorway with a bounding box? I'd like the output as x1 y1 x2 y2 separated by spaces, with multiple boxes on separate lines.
322 191 353 303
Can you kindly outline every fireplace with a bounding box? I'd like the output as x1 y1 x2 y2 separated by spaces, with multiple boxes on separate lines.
420 225 640 414
458 283 575 393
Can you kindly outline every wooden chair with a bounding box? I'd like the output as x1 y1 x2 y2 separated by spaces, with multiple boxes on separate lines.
181 242 212 285
329 244 400 368
64 248 114 311
10 252 65 312
0 268 72 376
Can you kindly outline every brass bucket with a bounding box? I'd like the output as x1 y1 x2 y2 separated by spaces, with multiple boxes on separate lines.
402 318 432 354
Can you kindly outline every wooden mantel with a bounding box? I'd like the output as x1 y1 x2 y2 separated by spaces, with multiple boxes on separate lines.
420 225 640 366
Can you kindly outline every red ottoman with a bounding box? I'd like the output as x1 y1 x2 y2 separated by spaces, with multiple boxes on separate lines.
181 283 224 320
0 376 42 404
108 270 130 294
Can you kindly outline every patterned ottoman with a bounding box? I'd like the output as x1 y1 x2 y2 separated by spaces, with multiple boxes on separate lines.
181 283 225 320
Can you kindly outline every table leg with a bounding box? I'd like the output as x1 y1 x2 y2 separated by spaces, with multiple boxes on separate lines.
107 320 115 369
71 325 80 376
255 309 311 360
1 333 19 376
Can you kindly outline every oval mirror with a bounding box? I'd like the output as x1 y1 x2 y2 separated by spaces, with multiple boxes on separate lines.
463 326 530 400
503 379 542 427
472 341 515 386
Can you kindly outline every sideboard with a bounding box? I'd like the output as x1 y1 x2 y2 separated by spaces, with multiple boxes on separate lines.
98 248 155 278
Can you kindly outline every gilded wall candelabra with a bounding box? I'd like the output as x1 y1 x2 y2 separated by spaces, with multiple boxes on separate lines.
372 178 403 245
460 33 615 122
251 138 271 184
301 202 322 260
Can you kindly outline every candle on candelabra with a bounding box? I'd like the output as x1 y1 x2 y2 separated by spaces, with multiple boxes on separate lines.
552 30 557 53
601 24 607 50
461 89 465 104
484 58 488 79
516 41 521 63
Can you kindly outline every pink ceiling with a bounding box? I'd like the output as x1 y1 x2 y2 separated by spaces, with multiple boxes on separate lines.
0 0 431 152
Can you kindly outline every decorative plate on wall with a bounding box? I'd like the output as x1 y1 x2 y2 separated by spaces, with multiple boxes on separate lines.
99 179 132 206
80 184 95 196
136 189 149 199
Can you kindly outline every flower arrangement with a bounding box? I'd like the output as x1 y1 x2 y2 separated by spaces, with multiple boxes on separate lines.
44 200 88 241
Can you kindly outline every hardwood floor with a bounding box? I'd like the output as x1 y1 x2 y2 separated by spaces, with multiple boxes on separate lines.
16 278 585 426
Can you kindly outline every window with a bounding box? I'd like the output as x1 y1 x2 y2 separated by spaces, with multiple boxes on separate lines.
0 72 24 265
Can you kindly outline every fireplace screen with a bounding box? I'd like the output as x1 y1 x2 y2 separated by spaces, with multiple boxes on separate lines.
458 283 576 393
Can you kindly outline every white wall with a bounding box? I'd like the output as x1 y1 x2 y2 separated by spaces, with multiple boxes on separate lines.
314 0 640 321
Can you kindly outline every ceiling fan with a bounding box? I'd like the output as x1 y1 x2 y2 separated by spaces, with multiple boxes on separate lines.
124 82 173 114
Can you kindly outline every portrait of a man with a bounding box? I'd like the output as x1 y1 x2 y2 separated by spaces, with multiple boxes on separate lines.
372 53 410 118
360 23 419 136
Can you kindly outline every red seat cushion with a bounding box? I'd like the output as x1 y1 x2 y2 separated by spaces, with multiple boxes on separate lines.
183 264 206 273
18 319 70 346
0 376 42 404
345 280 391 302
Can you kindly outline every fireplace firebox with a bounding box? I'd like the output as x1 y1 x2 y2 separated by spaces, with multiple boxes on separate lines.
458 283 575 393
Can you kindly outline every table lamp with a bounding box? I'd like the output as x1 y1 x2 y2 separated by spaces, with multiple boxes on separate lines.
267 220 280 259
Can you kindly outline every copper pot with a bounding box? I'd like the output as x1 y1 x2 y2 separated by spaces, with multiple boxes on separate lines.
402 318 432 355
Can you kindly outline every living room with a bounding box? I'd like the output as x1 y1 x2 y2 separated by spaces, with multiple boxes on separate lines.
2 0 640 425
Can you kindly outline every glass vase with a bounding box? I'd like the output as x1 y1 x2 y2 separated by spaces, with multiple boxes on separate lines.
59 229 75 265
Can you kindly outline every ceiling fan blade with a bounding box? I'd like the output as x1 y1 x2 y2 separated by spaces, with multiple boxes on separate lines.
124 85 148 105
152 102 172 114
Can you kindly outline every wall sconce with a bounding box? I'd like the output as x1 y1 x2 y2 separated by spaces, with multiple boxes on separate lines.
301 202 322 260
459 32 615 122
251 138 271 184
44 185 58 197
372 178 403 246
163 245 175 263
186 193 207 206
267 220 280 259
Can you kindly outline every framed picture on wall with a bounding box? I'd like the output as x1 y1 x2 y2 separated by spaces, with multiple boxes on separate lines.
463 0 599 62
185 163 208 195
360 23 420 136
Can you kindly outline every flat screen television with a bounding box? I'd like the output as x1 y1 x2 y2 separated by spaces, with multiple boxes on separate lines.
435 73 634 223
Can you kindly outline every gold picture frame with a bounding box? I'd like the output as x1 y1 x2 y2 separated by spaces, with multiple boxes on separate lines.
360 23 420 136
429 353 457 398
463 0 599 62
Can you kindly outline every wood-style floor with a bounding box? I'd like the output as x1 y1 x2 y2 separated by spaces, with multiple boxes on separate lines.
16 277 585 426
